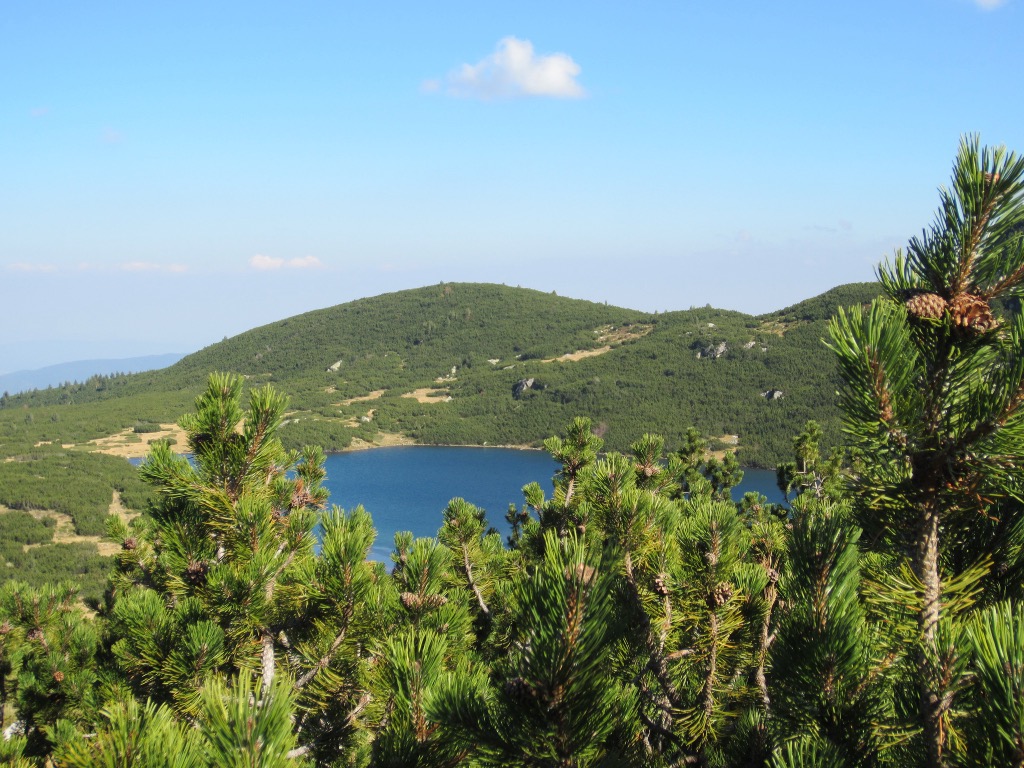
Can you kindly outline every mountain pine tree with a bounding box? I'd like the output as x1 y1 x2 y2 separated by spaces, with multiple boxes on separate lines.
828 135 1024 766
101 373 384 763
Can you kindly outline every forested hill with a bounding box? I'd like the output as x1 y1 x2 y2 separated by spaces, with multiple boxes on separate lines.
3 281 880 467
175 283 648 381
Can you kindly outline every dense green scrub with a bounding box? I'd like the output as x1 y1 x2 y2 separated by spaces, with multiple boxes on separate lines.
0 449 156 601
0 449 153 536
0 282 879 468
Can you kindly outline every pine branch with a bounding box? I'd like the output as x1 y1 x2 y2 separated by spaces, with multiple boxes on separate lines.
460 543 489 618
293 620 351 691
623 550 685 712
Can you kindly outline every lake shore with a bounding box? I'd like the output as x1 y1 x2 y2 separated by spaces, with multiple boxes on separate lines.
342 433 543 453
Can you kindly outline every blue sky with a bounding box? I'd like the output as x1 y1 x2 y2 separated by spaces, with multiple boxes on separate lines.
2 0 1022 373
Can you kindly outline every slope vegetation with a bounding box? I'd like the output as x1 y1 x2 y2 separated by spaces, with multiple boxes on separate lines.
3 281 879 467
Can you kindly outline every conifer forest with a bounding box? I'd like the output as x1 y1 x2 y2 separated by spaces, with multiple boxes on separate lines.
0 138 1023 767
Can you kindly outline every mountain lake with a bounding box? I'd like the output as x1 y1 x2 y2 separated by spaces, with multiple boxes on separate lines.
319 446 785 562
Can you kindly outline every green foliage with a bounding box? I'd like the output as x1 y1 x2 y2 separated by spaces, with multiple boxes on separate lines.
2 281 881 470
430 531 628 767
0 581 101 756
828 136 1024 764
1 543 112 605
0 511 55 548
53 676 305 768
0 449 153 536
195 675 303 768
105 374 381 763
769 499 880 763
53 697 204 768
961 602 1024 765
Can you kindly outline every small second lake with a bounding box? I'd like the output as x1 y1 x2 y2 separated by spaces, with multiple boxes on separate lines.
321 447 785 562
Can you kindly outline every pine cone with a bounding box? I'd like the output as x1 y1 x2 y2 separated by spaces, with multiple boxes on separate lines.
123 536 137 551
905 292 947 320
52 670 64 683
185 560 207 585
399 592 422 611
710 582 734 608
423 593 448 609
949 292 996 332
653 574 670 597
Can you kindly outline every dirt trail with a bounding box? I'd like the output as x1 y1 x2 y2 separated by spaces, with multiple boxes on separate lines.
5 490 138 557
335 389 387 406
89 424 188 459
538 324 653 364
401 388 452 403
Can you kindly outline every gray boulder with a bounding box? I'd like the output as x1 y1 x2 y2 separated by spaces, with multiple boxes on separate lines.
696 341 728 360
512 378 536 399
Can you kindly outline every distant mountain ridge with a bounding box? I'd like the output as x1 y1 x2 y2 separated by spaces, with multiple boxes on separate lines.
0 354 185 395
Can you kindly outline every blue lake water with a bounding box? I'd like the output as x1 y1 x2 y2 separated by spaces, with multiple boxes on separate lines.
320 447 784 561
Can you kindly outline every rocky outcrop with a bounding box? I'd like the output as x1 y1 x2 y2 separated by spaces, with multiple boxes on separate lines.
696 341 728 360
512 378 536 399
761 389 784 400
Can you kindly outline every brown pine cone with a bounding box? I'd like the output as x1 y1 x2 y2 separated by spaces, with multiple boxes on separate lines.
949 293 996 331
422 593 448 609
710 582 734 608
399 592 422 611
653 574 670 597
905 292 947 320
185 560 207 585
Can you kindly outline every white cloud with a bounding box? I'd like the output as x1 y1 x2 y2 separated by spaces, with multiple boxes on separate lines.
437 37 585 100
249 254 324 271
120 261 187 273
6 262 57 273
250 254 284 270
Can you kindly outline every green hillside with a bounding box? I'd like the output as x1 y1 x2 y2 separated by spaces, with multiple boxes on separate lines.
2 281 880 468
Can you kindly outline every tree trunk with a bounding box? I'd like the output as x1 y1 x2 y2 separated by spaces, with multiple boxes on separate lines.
915 505 945 768
262 632 276 691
